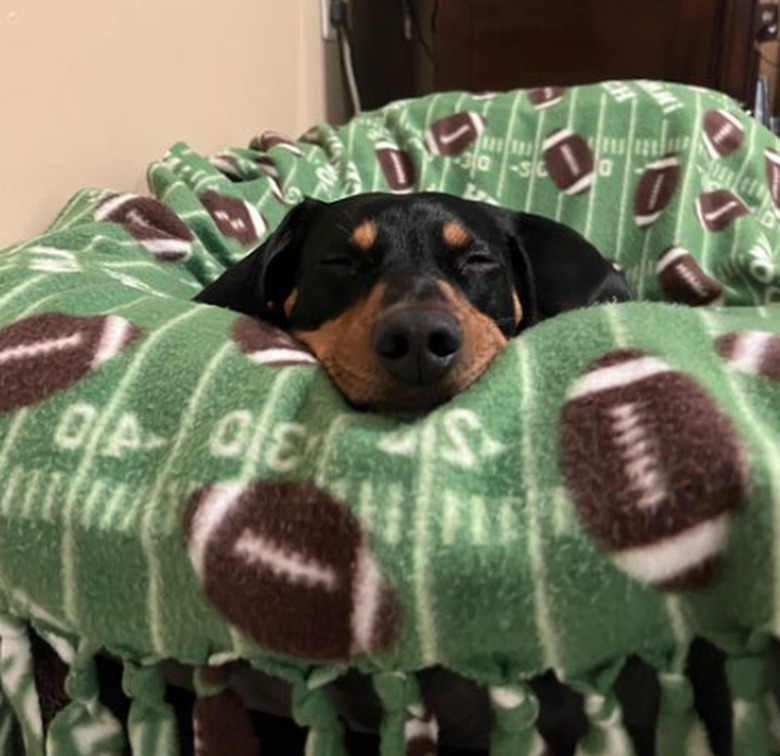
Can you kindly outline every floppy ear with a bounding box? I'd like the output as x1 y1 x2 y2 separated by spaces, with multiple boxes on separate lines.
486 207 633 325
193 198 324 324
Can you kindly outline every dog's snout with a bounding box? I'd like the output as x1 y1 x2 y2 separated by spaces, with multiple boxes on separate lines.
372 308 463 386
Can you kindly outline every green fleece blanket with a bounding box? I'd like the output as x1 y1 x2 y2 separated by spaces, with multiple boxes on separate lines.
1 81 780 756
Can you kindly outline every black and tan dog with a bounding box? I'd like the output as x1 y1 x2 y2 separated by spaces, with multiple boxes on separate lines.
195 192 631 412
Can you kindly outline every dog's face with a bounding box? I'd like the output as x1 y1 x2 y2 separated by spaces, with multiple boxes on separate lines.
196 192 631 413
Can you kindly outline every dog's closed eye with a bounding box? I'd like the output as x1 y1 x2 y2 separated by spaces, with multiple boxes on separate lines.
458 252 498 273
320 255 356 271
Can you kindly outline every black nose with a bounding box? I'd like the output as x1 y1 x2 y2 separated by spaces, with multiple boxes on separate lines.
372 308 463 386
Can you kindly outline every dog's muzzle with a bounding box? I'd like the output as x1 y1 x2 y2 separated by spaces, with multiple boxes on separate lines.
371 305 463 386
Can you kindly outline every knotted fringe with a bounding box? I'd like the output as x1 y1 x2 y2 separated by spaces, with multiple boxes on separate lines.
0 615 43 756
192 666 260 756
765 685 780 755
488 682 548 756
0 702 15 756
656 668 712 756
291 675 348 756
122 662 179 756
570 665 634 756
0 685 16 756
725 650 773 756
45 642 124 756
374 672 439 756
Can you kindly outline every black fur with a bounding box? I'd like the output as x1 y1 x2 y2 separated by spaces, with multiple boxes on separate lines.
195 192 632 335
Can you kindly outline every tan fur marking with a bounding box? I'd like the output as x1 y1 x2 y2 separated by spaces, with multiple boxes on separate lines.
511 291 523 325
443 221 470 248
293 278 511 413
437 281 508 393
351 220 377 251
293 283 387 405
284 289 299 318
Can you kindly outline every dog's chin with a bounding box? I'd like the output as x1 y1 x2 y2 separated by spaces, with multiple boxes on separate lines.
360 389 456 418
330 372 484 417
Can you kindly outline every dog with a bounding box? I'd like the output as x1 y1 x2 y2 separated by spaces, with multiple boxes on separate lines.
195 192 632 413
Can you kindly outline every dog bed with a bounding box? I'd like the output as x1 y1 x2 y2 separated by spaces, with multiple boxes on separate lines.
0 80 779 755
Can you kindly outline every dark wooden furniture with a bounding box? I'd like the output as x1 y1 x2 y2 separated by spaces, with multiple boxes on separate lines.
349 0 761 111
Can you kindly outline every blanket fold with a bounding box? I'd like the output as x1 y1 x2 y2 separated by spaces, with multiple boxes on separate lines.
1 81 780 754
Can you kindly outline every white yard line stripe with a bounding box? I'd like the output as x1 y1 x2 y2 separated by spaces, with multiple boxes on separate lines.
583 94 608 241
313 413 352 488
518 343 561 669
0 467 23 517
99 483 129 530
523 111 548 212
0 276 47 313
155 342 234 532
19 470 41 520
40 471 65 523
0 411 29 487
143 341 234 656
673 92 703 245
60 306 203 626
414 421 438 664
417 94 442 191
240 372 296 481
495 94 524 201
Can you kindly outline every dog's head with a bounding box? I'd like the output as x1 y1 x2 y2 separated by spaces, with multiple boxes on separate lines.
196 192 631 413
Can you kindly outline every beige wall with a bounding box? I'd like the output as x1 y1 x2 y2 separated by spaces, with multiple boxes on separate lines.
0 0 339 247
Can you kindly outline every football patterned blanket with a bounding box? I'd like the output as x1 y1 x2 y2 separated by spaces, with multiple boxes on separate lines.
0 80 780 756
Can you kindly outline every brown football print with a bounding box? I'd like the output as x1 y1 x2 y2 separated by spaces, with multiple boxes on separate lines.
299 125 323 145
254 154 279 179
184 480 400 660
634 155 680 228
200 192 267 246
210 155 243 181
543 129 595 196
560 349 746 591
232 317 317 367
765 149 780 211
95 194 194 262
527 87 567 109
702 109 744 159
376 141 416 194
656 246 724 307
425 112 486 157
715 331 780 382
0 313 142 414
250 131 303 157
695 190 749 232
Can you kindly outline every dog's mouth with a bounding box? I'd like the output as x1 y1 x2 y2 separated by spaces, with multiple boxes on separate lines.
314 344 504 415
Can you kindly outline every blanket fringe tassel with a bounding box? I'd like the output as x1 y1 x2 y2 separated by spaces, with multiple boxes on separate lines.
488 682 548 756
45 641 124 756
570 664 634 756
0 615 41 756
292 675 348 756
374 671 439 756
123 662 179 756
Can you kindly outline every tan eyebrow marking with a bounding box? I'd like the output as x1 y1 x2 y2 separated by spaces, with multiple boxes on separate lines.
443 221 470 248
283 288 299 318
512 291 523 324
350 220 377 251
